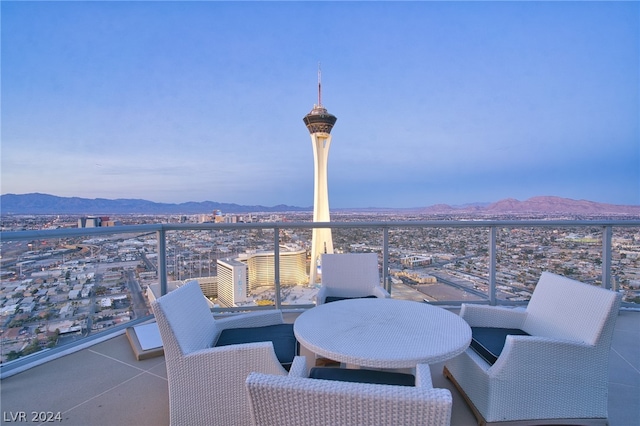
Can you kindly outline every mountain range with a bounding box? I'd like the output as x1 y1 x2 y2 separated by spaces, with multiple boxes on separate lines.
0 193 309 215
1 193 639 216
420 196 640 216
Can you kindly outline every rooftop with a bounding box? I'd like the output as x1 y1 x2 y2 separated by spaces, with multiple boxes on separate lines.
1 309 638 425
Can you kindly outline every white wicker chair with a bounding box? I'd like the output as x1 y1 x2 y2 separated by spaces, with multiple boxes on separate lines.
444 271 622 425
246 363 453 426
316 253 390 304
151 280 306 426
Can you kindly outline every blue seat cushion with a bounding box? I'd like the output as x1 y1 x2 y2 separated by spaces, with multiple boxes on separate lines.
309 367 415 387
324 295 378 304
470 327 530 365
214 323 297 367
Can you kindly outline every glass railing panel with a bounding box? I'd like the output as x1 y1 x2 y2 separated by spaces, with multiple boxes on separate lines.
1 229 154 364
493 225 640 305
157 220 317 311
385 226 491 303
243 225 313 309
493 226 602 302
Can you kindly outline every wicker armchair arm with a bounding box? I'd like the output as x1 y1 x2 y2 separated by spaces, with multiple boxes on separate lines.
489 335 595 379
460 304 527 328
180 341 285 371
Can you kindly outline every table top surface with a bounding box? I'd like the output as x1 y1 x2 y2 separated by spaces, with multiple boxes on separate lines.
294 298 472 369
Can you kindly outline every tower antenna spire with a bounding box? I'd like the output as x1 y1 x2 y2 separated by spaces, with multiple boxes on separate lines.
317 62 322 107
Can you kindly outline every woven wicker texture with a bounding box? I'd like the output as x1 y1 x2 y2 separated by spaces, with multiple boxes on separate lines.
151 280 304 426
295 298 471 369
246 363 452 426
445 271 622 424
317 253 390 304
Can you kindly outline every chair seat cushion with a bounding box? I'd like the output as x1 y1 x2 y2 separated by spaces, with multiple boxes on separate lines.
215 323 297 366
324 295 378 304
470 327 530 365
309 367 415 387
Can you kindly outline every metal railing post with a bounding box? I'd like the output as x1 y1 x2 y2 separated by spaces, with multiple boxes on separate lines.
157 229 167 296
602 225 613 289
274 226 282 309
489 226 497 305
383 227 390 294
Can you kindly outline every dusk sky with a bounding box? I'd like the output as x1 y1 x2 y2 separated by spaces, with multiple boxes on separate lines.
2 1 638 209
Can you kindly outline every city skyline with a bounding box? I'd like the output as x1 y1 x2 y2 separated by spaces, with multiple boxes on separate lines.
2 1 638 209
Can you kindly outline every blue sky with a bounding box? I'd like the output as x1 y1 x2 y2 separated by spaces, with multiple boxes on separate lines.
2 1 638 209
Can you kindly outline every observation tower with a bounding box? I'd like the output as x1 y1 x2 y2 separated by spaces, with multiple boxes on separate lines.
303 67 337 285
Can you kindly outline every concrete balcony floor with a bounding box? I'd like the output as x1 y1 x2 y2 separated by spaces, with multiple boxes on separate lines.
1 310 638 426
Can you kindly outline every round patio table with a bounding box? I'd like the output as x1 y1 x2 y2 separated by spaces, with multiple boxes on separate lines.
294 298 471 370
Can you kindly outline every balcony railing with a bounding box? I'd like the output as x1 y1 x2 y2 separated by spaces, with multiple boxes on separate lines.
1 218 639 377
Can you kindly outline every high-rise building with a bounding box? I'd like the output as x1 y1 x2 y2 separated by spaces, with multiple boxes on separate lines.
216 258 248 307
216 247 306 306
303 66 337 284
242 246 307 288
